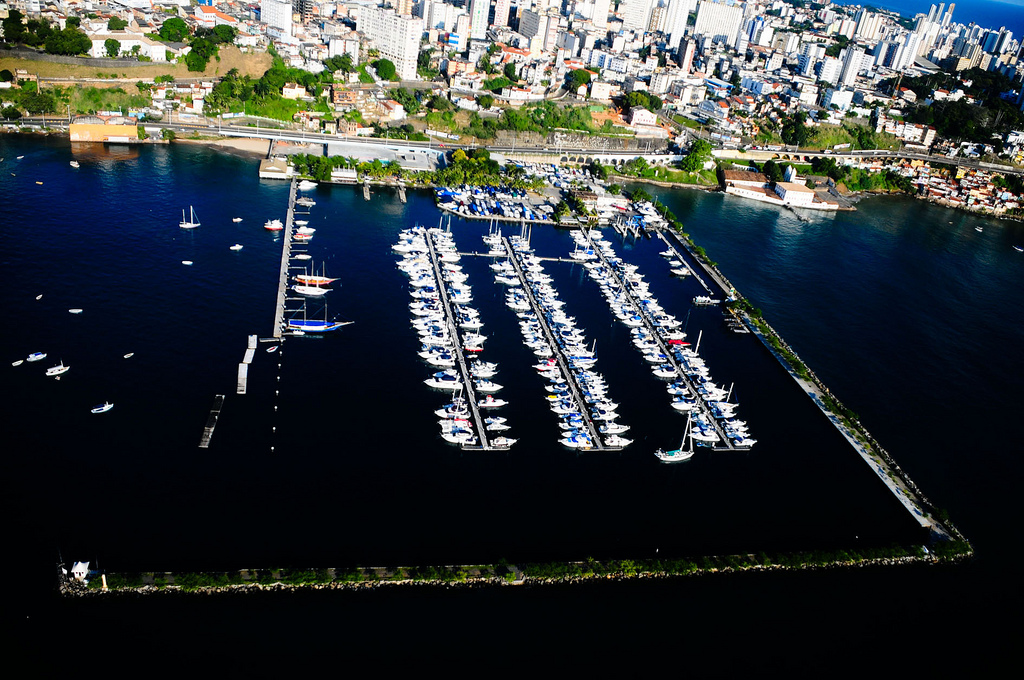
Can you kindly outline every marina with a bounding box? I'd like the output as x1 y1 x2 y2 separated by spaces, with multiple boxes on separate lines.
4 137 996 602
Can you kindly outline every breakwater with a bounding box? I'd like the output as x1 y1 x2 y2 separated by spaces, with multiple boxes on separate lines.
60 541 971 598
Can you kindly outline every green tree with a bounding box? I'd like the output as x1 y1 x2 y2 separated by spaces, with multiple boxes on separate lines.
0 69 13 82
162 128 176 140
569 69 591 90
212 24 237 44
374 59 397 81
159 17 189 42
108 17 128 31
503 62 518 82
44 27 92 56
679 138 712 172
105 38 121 58
67 17 81 28
1 10 26 44
1 105 22 120
477 94 494 109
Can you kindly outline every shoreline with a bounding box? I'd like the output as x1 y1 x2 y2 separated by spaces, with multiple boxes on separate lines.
174 136 271 157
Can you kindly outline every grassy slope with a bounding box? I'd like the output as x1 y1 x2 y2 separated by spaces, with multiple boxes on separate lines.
0 46 273 81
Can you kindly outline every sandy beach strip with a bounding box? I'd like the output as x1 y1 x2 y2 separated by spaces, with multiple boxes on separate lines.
177 137 271 156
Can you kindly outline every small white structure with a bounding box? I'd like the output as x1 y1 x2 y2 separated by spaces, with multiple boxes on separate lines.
71 561 90 582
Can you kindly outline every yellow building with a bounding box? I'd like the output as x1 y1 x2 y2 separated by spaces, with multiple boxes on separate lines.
69 116 139 143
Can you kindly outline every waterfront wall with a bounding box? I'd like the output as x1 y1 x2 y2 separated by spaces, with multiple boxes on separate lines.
60 544 971 599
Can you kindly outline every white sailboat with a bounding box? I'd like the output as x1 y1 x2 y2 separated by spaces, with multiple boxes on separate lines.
179 206 200 229
655 413 696 462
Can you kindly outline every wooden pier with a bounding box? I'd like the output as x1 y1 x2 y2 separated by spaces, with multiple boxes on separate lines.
362 180 371 201
397 183 406 203
503 237 619 451
198 395 225 448
653 230 714 295
583 232 741 451
423 235 498 451
271 179 298 339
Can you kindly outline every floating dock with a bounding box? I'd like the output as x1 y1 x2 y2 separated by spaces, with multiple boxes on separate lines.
198 395 225 448
503 236 619 451
424 234 495 450
582 231 741 451
271 180 298 339
237 335 258 394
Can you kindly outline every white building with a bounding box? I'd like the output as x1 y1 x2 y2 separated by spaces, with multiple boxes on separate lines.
261 0 293 39
663 0 697 50
469 0 488 41
693 0 744 48
358 6 425 81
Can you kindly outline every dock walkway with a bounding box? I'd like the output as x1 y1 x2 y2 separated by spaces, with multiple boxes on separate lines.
504 236 618 451
198 395 225 448
271 179 298 338
583 231 740 451
424 235 496 451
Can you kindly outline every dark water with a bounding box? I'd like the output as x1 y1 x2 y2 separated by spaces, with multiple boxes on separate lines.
4 137 1020 671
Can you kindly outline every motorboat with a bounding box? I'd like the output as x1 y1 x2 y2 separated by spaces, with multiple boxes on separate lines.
294 254 312 260
11 360 24 366
296 197 315 207
604 435 632 447
491 437 517 447
478 395 508 408
91 402 114 414
264 219 284 231
230 244 244 251
232 217 243 223
69 160 80 168
267 345 279 353
179 206 200 229
181 260 193 266
26 352 47 362
68 309 83 314
46 361 69 376
123 353 134 359
298 180 318 191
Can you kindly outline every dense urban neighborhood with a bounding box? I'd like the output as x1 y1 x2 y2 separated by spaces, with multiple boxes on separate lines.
4 0 1024 216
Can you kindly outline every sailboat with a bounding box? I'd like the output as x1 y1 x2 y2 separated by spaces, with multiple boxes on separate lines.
655 413 696 462
179 206 200 229
286 298 350 333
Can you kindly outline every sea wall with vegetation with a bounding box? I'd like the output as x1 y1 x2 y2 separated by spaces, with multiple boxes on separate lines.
61 542 972 598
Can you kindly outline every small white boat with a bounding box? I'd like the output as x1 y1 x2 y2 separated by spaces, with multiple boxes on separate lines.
46 362 70 376
291 284 329 296
232 217 243 223
26 352 47 362
68 308 83 314
975 226 983 233
16 155 24 159
264 219 284 231
35 294 42 300
1014 246 1023 252
294 254 312 260
267 345 279 353
298 180 318 191
229 244 244 251
295 220 309 226
11 360 24 367
91 402 114 414
123 353 134 359
69 160 80 168
181 260 193 266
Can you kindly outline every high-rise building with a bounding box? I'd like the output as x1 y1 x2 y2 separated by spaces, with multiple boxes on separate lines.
693 0 744 48
261 0 293 37
839 45 864 87
592 0 611 30
663 0 697 50
621 0 656 33
394 0 414 16
493 0 511 28
357 6 425 80
469 0 488 41
677 36 696 72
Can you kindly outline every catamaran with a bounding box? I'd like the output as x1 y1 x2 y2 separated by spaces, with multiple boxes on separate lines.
179 206 200 229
